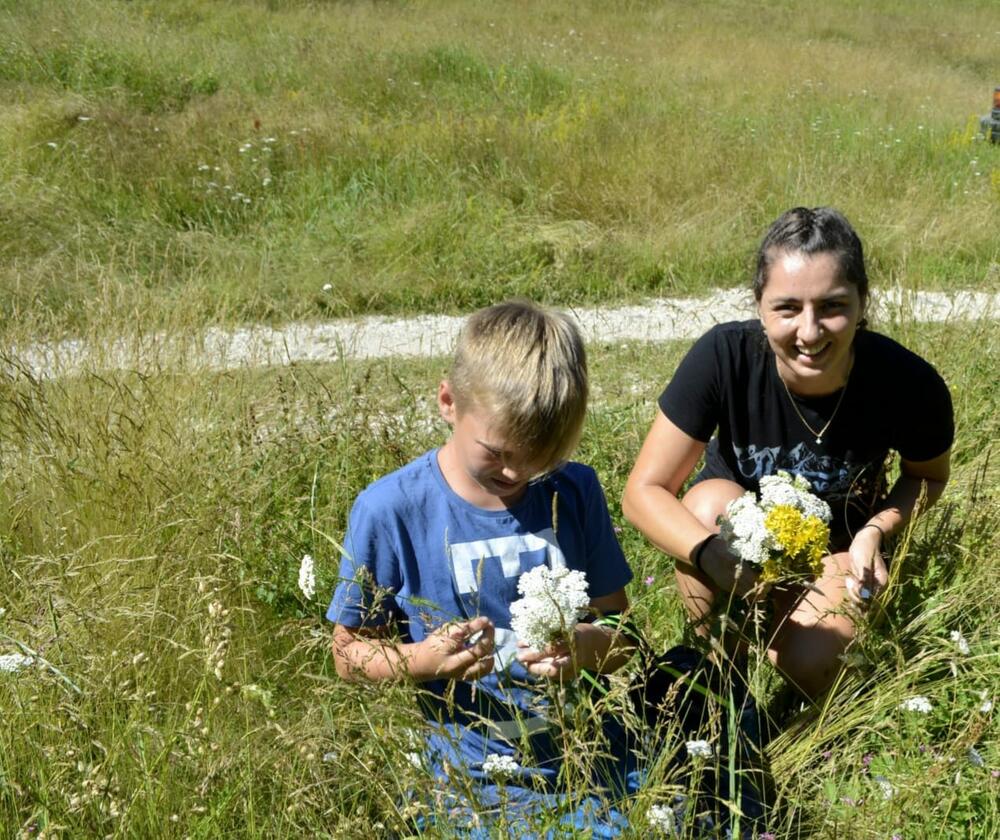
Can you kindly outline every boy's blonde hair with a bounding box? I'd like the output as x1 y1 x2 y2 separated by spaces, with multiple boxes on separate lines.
449 299 588 473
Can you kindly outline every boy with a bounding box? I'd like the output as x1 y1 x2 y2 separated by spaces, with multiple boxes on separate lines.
328 299 641 832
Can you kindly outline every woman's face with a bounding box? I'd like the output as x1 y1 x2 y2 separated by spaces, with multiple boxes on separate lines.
757 250 864 396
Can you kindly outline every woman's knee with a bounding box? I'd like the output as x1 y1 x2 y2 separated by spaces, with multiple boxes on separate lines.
680 479 745 530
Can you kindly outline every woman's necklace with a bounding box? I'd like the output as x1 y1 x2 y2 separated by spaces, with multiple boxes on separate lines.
778 363 851 445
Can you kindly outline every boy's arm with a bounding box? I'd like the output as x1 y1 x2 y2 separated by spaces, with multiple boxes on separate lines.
517 588 638 680
332 617 496 684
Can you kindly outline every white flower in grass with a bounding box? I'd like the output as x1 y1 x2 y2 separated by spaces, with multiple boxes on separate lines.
949 630 970 656
298 554 316 600
647 803 676 834
978 690 992 714
899 695 933 714
509 565 589 651
0 653 34 673
873 774 896 800
481 753 520 779
686 739 714 759
718 493 772 568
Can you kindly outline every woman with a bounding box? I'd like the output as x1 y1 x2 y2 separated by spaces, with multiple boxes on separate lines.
623 207 953 698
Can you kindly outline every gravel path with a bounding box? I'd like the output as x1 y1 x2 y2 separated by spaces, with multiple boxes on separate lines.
10 287 998 379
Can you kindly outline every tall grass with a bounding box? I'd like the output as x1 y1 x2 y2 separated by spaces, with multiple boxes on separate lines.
1 316 997 836
2 0 998 334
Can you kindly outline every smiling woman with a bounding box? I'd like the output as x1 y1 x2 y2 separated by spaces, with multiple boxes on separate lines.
622 207 954 699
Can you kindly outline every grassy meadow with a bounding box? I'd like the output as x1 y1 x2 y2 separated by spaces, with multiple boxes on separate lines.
2 0 999 837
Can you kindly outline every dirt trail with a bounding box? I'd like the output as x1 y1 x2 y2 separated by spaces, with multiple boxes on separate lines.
10 287 998 379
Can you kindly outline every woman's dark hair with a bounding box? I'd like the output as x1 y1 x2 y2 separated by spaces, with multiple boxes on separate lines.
753 207 869 304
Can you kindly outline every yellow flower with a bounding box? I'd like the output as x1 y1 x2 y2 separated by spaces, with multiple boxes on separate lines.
763 505 830 578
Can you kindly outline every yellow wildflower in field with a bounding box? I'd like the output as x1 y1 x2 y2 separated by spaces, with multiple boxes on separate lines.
763 504 829 581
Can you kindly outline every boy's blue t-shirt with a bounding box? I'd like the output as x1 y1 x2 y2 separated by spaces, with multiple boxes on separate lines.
327 449 634 790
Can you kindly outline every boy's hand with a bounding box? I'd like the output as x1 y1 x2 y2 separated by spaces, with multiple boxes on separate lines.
418 617 495 682
516 623 604 681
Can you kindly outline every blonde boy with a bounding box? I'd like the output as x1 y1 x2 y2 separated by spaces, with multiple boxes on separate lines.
328 300 640 829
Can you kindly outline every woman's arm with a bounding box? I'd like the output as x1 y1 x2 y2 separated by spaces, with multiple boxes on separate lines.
622 411 712 563
846 448 951 603
622 410 759 596
332 617 496 683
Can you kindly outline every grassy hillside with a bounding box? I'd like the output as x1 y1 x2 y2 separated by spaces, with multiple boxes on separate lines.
1 0 998 334
2 2 999 836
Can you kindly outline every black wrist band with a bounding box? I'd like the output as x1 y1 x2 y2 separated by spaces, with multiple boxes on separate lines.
693 534 717 574
860 523 885 537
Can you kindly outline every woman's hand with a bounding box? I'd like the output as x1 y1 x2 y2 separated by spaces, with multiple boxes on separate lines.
698 536 761 598
845 525 888 608
417 617 496 682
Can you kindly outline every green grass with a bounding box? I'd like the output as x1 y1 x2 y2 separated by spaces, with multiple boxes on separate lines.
2 0 999 335
2 0 999 835
1 317 997 836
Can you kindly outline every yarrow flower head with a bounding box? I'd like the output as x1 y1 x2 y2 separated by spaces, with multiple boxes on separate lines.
647 803 677 834
0 653 34 674
481 753 520 780
718 471 831 582
509 565 589 650
949 629 970 656
899 695 933 714
298 554 316 600
685 739 714 759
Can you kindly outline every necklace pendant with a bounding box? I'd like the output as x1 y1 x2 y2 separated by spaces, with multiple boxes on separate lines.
816 436 823 445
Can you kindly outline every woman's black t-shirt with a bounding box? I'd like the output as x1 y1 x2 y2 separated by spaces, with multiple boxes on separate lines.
658 320 954 540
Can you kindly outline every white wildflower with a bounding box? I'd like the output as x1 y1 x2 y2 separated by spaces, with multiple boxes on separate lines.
647 803 676 834
509 565 589 650
718 493 772 567
298 554 316 600
481 753 520 779
0 653 34 673
685 739 713 759
873 774 896 800
0 607 6 619
759 471 832 522
950 630 970 656
978 690 992 713
899 695 933 714
322 283 333 291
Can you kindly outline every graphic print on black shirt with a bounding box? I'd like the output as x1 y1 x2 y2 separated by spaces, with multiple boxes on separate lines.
659 320 953 540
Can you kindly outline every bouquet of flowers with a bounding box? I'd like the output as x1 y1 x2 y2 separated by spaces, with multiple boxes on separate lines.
717 471 831 583
509 564 589 650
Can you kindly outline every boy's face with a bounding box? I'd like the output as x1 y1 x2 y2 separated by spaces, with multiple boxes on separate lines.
437 381 547 509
